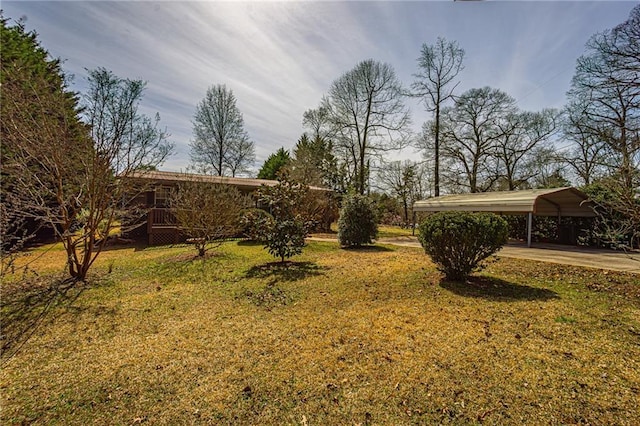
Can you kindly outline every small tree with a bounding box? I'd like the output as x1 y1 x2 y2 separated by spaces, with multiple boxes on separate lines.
2 16 173 282
418 212 508 281
170 179 249 257
338 194 378 247
257 173 313 262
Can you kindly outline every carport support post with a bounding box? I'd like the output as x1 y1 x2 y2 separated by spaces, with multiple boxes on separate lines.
412 211 416 236
527 212 533 248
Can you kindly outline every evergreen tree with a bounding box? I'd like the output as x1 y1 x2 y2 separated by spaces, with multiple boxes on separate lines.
290 134 339 189
257 147 290 180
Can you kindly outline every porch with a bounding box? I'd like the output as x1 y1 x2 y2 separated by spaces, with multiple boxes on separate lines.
147 208 182 245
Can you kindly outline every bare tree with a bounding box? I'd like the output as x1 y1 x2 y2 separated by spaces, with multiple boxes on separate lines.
437 87 517 193
226 138 255 177
412 37 465 197
565 5 640 249
5 66 172 281
376 160 426 225
169 178 249 257
527 147 571 189
302 105 336 140
560 102 608 186
190 85 255 177
567 6 640 191
494 109 559 190
323 59 411 194
598 5 640 91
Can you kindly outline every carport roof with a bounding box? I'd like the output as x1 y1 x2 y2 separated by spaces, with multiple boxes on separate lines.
413 187 595 217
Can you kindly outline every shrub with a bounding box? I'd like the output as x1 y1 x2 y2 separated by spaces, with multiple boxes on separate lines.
338 194 378 247
264 218 309 262
583 180 640 249
257 173 314 262
418 211 508 281
170 181 249 257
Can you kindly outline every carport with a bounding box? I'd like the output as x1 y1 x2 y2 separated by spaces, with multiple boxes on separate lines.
412 187 596 247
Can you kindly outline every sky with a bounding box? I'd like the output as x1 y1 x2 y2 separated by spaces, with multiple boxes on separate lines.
3 1 637 173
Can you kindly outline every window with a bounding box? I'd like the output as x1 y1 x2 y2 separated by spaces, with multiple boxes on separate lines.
154 186 173 207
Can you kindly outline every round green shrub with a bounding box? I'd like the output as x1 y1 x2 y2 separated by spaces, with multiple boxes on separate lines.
338 194 378 247
265 217 309 262
418 211 508 281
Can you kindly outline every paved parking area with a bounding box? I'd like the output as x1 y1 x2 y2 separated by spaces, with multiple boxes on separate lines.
496 242 640 274
309 236 640 274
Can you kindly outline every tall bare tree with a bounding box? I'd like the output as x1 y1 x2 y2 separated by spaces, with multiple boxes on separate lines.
302 105 335 140
567 5 640 190
323 59 411 194
226 138 255 177
437 87 517 193
493 109 559 190
412 37 465 197
190 85 255 177
560 102 608 186
564 5 640 249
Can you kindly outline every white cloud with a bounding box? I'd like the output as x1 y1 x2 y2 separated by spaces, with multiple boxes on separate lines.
3 1 635 172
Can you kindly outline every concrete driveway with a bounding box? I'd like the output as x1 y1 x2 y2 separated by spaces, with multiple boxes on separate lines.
497 242 640 274
308 236 640 274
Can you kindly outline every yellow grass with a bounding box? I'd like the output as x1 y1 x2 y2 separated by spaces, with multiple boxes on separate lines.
313 224 413 241
1 240 639 424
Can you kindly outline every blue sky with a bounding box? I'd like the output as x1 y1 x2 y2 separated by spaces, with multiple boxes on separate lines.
3 1 636 173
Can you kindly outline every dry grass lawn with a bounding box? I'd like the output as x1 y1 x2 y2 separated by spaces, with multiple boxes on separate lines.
1 239 639 425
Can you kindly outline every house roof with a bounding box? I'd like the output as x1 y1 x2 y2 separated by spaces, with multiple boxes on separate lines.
127 170 331 192
413 187 595 217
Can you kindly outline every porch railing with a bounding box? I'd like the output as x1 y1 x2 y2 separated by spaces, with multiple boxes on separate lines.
147 208 177 231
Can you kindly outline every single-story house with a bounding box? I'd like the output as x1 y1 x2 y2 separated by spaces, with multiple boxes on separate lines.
124 170 332 245
412 187 596 247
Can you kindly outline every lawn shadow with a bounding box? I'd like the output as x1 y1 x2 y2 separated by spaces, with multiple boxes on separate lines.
161 250 228 263
236 240 263 247
1 276 86 364
341 245 394 253
95 238 148 252
245 261 327 283
440 276 559 302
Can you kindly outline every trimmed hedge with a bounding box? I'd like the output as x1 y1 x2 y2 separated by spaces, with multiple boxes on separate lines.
418 211 508 281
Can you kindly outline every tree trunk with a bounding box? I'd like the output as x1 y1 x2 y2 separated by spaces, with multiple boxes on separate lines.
403 198 409 224
434 105 440 197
